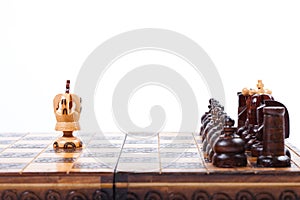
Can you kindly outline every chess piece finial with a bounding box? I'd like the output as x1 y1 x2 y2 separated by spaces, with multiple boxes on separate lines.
256 80 272 95
241 80 272 96
241 88 249 96
66 80 70 94
53 80 82 149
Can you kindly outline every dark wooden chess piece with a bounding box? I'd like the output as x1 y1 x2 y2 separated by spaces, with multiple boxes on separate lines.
200 99 221 136
212 117 247 168
237 90 248 129
204 111 226 162
53 80 83 149
202 106 224 157
202 111 219 159
200 99 214 124
207 115 232 162
257 107 291 167
202 106 222 142
237 80 273 153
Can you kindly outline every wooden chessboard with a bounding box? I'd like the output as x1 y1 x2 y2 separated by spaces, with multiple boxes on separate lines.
0 132 300 199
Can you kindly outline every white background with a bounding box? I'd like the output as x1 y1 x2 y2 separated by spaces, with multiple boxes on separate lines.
0 1 299 145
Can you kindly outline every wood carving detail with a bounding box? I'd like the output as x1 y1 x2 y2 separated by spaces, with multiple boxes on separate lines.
0 189 299 200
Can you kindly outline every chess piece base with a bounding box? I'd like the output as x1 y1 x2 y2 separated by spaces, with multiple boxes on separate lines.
212 153 247 168
251 142 263 157
53 131 82 149
257 155 291 167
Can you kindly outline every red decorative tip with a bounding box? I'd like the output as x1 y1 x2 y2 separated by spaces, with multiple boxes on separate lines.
66 80 70 94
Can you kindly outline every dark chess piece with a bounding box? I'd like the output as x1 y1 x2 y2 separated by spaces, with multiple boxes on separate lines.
257 107 291 167
204 112 226 162
202 106 224 155
237 80 273 153
207 115 233 162
237 91 248 129
202 106 222 141
202 112 218 158
200 99 221 136
200 99 214 123
53 80 83 149
212 118 247 168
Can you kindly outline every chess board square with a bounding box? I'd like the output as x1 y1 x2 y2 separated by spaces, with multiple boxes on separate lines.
117 162 160 172
71 162 115 172
0 140 17 145
160 151 200 158
75 132 96 138
0 137 21 142
0 163 26 172
118 157 158 163
23 163 73 172
91 132 125 138
121 152 157 158
93 135 126 141
125 139 158 144
0 144 10 149
76 157 101 163
159 135 194 140
127 132 158 138
163 157 201 163
122 147 158 153
34 157 76 163
161 162 203 169
88 139 124 145
77 156 119 164
22 136 57 141
0 152 38 158
3 148 44 153
75 157 116 167
88 142 123 148
10 143 48 148
13 140 51 145
0 133 28 137
73 162 114 170
160 143 197 149
84 148 122 153
0 158 33 163
44 148 82 154
38 152 80 158
159 139 195 144
80 151 120 158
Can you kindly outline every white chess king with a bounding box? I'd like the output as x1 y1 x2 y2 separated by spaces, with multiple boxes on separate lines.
53 80 82 149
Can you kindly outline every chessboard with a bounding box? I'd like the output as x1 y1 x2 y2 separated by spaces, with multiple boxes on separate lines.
0 132 300 200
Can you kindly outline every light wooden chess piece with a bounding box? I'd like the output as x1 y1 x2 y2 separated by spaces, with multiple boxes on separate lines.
53 80 82 149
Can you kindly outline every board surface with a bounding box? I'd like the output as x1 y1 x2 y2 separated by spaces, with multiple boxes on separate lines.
0 132 300 199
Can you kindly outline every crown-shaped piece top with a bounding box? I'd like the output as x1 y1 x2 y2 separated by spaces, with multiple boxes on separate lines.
53 80 82 131
241 80 272 96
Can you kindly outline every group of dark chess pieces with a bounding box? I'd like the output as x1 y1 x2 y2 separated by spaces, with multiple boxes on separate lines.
200 80 291 168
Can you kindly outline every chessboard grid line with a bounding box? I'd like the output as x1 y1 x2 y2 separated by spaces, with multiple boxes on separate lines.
0 133 30 154
20 139 55 174
114 134 128 173
112 133 127 200
69 132 98 173
157 133 162 174
192 132 209 173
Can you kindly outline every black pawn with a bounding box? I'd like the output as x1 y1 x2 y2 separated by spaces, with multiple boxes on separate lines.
212 118 247 168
